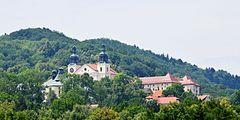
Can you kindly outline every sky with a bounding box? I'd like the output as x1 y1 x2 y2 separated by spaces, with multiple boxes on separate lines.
0 0 239 75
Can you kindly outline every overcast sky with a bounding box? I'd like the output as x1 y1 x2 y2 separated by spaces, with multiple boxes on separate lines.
0 0 239 75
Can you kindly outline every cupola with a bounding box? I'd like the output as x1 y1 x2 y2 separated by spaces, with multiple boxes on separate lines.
98 45 109 63
69 46 80 65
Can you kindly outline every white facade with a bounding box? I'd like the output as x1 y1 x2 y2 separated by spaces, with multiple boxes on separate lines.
43 85 62 100
67 64 81 74
143 83 174 91
183 84 200 95
140 74 201 96
43 73 63 102
180 76 200 95
68 63 117 81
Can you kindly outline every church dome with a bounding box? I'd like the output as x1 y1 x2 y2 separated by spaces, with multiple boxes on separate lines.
69 46 80 65
99 45 109 63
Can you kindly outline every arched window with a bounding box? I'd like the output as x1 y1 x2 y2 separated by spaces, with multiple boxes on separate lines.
59 87 61 95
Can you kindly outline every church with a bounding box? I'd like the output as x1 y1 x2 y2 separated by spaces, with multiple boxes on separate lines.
67 45 117 81
43 45 117 101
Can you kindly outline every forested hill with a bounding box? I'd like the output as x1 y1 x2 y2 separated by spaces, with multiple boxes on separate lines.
0 28 239 96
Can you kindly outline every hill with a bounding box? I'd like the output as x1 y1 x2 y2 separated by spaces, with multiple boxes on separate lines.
0 28 239 97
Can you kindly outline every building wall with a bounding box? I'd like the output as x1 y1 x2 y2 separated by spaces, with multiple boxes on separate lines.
143 83 173 91
97 63 110 74
68 63 114 81
97 63 111 79
76 65 99 80
68 64 81 74
144 83 200 95
44 86 62 101
183 85 200 95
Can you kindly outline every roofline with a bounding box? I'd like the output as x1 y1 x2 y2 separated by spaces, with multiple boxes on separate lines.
142 81 180 85
182 83 200 86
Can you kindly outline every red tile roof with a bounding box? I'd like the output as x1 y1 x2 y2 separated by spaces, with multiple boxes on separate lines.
157 97 179 104
73 65 82 73
180 76 199 86
140 73 180 85
87 64 98 71
86 64 117 75
110 69 117 75
146 90 163 100
146 90 179 104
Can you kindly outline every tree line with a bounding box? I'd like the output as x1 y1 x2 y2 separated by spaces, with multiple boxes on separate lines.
1 69 240 119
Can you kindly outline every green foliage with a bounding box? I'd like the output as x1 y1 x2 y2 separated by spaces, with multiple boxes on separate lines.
94 73 146 111
0 102 15 120
65 105 92 120
87 108 120 120
0 28 239 97
202 98 238 119
0 28 240 119
133 112 149 120
14 110 38 120
180 92 199 104
145 100 160 112
163 84 185 98
0 70 48 110
62 74 95 105
0 71 239 119
231 90 240 105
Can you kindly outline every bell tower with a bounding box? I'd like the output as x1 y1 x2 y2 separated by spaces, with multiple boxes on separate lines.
68 46 81 74
97 45 111 78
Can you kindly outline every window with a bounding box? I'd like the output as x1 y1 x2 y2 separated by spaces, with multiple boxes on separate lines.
100 67 103 72
59 87 61 95
107 67 109 72
84 68 87 71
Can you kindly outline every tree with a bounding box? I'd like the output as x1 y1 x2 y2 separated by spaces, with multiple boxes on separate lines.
62 74 95 104
87 108 120 120
0 102 15 120
163 84 184 98
202 98 238 119
93 73 146 111
37 107 54 120
14 110 38 120
69 105 92 120
133 112 149 120
180 92 199 103
145 100 159 112
231 90 240 105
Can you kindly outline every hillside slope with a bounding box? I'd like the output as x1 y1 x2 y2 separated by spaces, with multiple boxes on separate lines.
0 28 239 96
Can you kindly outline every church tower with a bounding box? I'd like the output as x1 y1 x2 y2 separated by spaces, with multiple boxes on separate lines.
97 45 111 78
68 46 81 74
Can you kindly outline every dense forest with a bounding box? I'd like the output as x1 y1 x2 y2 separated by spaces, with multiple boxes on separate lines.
1 69 240 119
0 28 240 119
0 28 239 96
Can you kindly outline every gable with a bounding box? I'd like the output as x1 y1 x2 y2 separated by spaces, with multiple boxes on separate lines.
75 64 97 74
